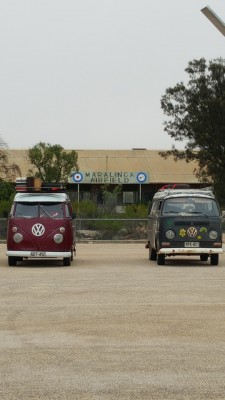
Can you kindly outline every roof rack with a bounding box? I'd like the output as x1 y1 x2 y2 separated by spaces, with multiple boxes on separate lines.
159 184 190 191
15 177 66 193
153 188 215 200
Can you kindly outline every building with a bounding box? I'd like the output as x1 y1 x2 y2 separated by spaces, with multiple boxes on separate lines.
7 148 204 205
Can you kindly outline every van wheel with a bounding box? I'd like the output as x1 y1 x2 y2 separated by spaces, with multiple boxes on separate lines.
211 254 219 266
200 254 209 262
157 254 165 265
63 257 71 266
149 247 157 261
8 256 17 266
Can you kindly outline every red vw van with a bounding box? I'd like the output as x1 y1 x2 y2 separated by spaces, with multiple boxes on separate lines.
6 179 76 266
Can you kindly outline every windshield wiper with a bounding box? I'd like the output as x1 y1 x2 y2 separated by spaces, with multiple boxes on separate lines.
40 206 54 219
14 211 30 219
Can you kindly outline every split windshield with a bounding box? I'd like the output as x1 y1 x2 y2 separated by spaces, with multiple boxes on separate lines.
14 202 64 219
162 197 219 217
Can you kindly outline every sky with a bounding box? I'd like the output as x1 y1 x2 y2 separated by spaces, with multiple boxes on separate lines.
0 0 225 151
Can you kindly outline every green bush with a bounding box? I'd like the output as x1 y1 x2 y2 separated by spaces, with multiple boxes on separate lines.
72 200 149 219
123 204 149 218
0 199 12 217
72 200 98 218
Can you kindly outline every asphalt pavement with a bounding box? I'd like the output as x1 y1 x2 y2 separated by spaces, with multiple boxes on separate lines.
0 243 225 400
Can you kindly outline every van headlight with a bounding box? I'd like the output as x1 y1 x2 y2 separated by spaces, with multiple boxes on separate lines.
165 230 175 239
209 230 218 240
13 233 23 243
54 234 64 244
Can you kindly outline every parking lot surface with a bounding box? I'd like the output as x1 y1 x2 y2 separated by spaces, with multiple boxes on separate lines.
1 242 225 400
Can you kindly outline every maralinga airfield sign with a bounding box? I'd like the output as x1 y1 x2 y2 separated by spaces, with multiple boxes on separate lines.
70 171 149 184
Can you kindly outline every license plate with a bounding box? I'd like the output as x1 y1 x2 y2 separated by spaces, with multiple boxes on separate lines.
30 251 46 257
184 242 199 248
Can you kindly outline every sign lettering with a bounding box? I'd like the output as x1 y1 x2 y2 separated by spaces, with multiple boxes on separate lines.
70 171 149 184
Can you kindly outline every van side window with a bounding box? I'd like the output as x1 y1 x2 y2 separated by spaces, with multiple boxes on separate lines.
158 201 162 211
150 201 159 216
65 204 71 218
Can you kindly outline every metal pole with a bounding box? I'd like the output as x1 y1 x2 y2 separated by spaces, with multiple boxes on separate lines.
201 6 225 36
78 183 80 215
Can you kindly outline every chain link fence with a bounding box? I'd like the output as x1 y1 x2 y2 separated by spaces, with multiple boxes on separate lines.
0 218 8 242
0 218 148 257
0 218 148 241
1 217 224 259
75 218 148 242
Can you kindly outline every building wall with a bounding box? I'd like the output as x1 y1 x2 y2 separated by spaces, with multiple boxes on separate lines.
6 149 205 204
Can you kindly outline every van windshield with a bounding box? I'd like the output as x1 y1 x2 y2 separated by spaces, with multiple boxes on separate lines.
14 202 64 219
162 197 220 217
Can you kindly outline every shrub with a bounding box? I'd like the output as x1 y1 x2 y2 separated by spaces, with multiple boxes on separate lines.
72 200 98 218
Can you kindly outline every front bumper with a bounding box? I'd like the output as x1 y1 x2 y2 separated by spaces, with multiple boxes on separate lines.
158 248 224 255
6 250 71 258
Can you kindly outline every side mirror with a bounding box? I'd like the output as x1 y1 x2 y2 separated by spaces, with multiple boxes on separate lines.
222 210 225 220
72 212 76 219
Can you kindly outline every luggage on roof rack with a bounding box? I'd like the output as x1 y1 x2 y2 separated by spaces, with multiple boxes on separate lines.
15 177 66 193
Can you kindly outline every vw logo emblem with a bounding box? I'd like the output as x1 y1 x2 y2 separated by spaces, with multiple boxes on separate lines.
32 223 45 237
187 227 197 238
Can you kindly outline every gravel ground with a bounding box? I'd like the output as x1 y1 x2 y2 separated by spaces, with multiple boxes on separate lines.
0 242 225 400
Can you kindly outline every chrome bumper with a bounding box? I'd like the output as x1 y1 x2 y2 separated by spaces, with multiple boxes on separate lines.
158 248 223 255
6 251 71 258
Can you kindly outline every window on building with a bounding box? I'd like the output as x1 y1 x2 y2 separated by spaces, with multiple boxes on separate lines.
123 192 134 204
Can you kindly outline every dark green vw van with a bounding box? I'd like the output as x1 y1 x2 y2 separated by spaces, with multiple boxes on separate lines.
146 188 223 265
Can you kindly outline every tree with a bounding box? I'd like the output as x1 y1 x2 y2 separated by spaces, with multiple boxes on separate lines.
102 185 122 213
0 136 20 181
160 58 225 202
0 180 15 201
28 142 79 183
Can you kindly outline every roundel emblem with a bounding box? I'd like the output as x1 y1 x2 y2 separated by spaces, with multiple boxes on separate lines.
72 172 83 183
32 223 45 237
137 172 147 183
187 227 197 238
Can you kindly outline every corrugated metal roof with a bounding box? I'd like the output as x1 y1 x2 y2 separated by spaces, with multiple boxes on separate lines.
6 149 200 184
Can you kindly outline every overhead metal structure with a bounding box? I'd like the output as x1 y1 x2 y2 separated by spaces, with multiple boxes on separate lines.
201 6 225 36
